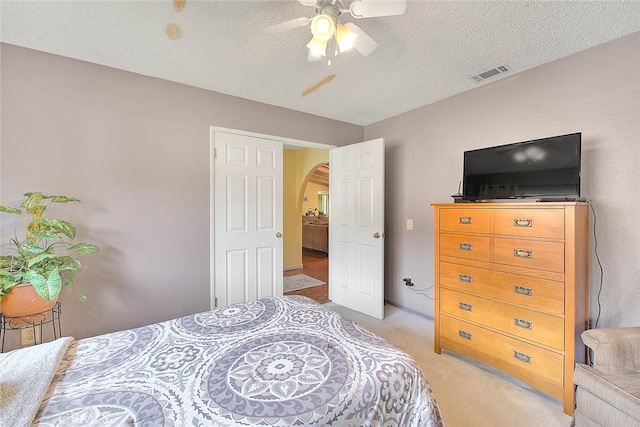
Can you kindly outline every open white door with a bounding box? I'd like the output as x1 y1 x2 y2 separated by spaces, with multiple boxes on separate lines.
329 138 385 319
213 131 283 308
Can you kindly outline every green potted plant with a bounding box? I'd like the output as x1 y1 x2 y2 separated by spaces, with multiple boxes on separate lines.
0 192 99 319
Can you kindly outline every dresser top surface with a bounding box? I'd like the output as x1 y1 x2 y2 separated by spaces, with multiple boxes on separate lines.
432 201 589 208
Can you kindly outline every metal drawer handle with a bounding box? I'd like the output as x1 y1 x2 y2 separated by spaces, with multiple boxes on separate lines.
514 249 532 258
459 242 473 251
459 216 473 225
514 285 532 296
513 351 532 363
514 219 533 227
514 318 532 329
459 302 473 312
459 330 472 340
459 274 473 283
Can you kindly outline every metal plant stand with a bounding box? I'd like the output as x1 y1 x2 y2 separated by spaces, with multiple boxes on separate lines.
0 302 62 352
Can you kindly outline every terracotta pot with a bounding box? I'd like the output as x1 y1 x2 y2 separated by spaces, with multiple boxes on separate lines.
0 283 58 325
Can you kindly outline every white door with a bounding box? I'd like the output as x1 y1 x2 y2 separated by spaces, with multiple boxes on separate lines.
213 131 283 308
329 138 385 319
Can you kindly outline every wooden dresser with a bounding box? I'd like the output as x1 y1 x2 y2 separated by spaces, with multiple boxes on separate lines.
432 202 589 415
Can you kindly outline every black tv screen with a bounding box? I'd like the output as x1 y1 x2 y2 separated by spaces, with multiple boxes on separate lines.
463 133 581 201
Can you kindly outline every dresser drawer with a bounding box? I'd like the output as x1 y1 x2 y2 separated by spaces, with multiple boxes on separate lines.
440 233 491 262
494 237 564 273
440 289 565 350
495 209 564 239
439 208 493 234
439 261 493 294
439 262 565 316
440 315 564 393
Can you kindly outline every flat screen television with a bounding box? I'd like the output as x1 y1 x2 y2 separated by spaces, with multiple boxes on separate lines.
463 133 581 201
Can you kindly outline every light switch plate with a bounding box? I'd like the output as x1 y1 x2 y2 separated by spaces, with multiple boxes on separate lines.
406 219 413 230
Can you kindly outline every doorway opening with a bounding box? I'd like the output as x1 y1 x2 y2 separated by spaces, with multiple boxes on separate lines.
284 248 328 303
283 160 329 304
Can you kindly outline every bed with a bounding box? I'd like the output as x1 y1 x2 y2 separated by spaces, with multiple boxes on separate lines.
2 296 443 426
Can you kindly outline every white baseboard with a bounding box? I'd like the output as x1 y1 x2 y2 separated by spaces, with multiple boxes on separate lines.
384 300 434 321
283 264 303 271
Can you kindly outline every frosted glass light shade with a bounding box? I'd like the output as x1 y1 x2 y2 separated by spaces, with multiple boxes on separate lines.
310 14 335 41
336 24 358 52
307 37 328 57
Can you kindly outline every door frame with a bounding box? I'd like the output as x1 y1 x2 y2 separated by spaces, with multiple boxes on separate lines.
209 126 336 309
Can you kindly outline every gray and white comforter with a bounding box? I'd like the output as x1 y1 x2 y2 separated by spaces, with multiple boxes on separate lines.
32 296 443 426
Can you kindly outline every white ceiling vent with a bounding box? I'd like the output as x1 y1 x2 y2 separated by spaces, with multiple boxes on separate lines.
469 64 512 83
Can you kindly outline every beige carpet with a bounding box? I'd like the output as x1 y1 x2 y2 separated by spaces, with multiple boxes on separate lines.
324 301 573 427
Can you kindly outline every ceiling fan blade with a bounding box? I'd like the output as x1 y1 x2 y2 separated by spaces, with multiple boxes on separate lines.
349 0 407 18
344 23 377 56
264 17 311 35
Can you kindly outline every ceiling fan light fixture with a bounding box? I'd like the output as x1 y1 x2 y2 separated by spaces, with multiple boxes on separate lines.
307 37 328 58
336 24 358 52
310 14 335 41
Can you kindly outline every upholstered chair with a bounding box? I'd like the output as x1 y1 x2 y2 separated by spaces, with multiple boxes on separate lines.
573 327 640 426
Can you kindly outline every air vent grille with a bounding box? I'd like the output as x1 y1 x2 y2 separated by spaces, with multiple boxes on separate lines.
469 64 512 83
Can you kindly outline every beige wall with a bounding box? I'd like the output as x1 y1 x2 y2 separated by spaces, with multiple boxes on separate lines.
365 32 640 328
297 149 330 214
283 149 302 269
282 148 330 269
0 43 362 350
302 181 329 216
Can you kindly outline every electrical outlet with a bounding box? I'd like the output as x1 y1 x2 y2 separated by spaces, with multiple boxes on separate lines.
21 326 39 346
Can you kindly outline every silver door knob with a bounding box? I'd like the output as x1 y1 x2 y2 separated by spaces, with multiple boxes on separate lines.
373 232 381 239
276 232 282 238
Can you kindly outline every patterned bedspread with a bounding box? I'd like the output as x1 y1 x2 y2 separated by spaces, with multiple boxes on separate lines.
33 296 443 426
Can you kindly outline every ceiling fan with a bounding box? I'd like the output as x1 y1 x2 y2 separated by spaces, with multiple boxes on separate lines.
265 0 407 62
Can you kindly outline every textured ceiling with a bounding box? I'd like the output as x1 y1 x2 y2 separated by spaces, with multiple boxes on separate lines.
1 1 639 126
